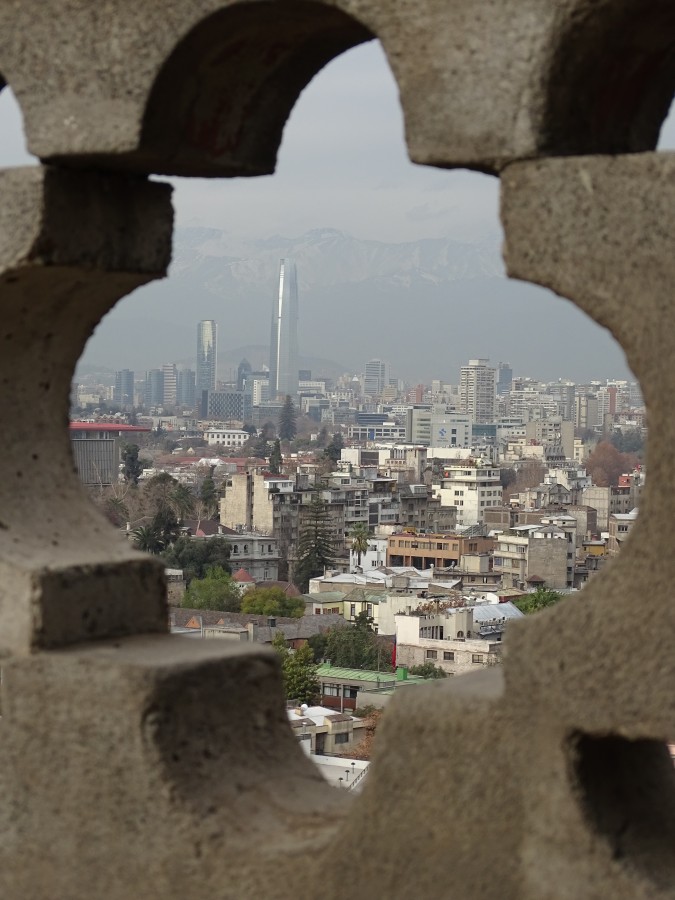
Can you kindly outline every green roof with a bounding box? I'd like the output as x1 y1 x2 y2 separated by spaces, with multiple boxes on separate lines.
317 664 430 685
305 592 346 602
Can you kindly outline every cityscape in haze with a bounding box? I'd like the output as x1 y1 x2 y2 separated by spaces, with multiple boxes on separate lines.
38 39 647 764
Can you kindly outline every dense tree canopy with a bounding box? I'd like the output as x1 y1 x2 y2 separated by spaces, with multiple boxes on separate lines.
240 587 304 618
514 587 564 615
293 495 336 592
585 441 638 487
269 438 283 475
278 395 297 441
181 566 241 611
272 633 319 704
408 662 448 679
162 536 231 583
309 617 394 672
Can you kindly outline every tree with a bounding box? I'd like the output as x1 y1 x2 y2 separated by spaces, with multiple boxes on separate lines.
169 482 196 522
241 587 305 618
293 495 336 592
409 662 448 679
350 523 370 568
121 443 144 484
312 619 394 672
609 429 644 456
182 566 242 611
269 438 283 475
514 587 564 615
585 441 638 487
131 523 164 554
199 475 218 518
278 395 297 441
161 536 231 583
272 633 319 704
104 495 129 527
323 432 344 465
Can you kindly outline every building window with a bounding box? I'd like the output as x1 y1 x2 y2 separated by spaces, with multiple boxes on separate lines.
350 604 356 618
457 631 464 638
323 684 340 696
472 654 484 664
343 686 358 699
425 649 438 660
334 733 350 745
443 651 454 661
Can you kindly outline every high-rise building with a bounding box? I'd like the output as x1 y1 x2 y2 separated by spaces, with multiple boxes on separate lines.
269 259 299 399
144 369 164 407
459 358 497 424
162 363 177 408
237 358 252 391
177 368 196 409
197 320 218 396
113 369 134 408
496 362 513 396
364 359 390 396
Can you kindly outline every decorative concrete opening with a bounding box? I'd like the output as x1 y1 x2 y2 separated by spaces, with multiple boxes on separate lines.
571 731 675 889
543 3 675 157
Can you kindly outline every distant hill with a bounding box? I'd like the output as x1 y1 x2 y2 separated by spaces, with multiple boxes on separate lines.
80 226 630 382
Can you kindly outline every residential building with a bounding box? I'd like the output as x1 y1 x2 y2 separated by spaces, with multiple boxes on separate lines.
460 358 496 423
607 508 638 556
364 358 390 397
394 602 523 675
492 526 572 590
269 258 299 399
162 363 177 408
387 532 495 569
434 460 502 526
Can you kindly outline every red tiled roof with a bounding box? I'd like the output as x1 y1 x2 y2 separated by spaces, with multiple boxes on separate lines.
233 568 255 583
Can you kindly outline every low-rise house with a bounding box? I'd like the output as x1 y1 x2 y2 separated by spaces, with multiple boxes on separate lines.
316 664 427 711
607 508 638 556
394 602 524 676
287 705 368 756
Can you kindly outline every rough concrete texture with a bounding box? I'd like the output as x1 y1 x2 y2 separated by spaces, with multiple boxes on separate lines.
0 4 674 900
0 168 173 655
0 636 347 900
3 0 675 175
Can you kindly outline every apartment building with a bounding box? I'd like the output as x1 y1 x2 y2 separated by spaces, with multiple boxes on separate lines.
434 460 502 526
492 526 572 590
387 532 495 569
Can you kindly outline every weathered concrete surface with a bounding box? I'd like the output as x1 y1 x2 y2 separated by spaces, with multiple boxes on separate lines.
0 3 673 900
500 155 675 893
0 167 173 655
0 636 347 900
2 1 674 176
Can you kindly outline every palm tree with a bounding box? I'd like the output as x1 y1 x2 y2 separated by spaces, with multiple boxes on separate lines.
169 483 195 522
131 524 164 554
350 523 370 569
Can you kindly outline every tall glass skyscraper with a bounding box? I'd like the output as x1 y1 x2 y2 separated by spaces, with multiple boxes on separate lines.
269 259 299 399
196 320 218 397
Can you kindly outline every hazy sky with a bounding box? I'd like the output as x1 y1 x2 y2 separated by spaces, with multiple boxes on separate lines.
1 40 673 379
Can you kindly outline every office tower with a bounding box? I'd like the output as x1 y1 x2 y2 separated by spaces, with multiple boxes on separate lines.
497 362 513 396
459 358 497 423
177 368 196 409
162 363 177 408
206 390 252 422
113 369 134 408
237 358 252 391
269 259 299 399
364 359 390 396
144 369 164 407
197 320 218 396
